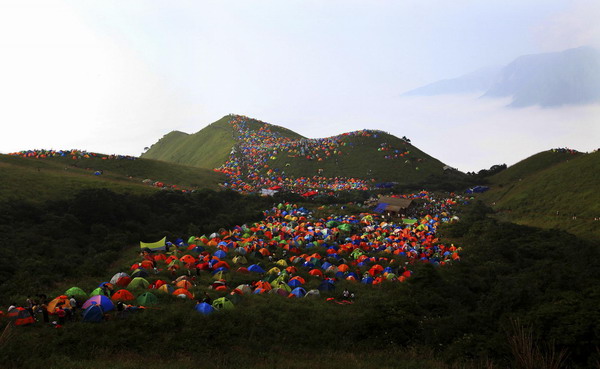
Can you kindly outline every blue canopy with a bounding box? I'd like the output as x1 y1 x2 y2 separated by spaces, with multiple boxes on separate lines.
194 302 214 315
82 305 104 323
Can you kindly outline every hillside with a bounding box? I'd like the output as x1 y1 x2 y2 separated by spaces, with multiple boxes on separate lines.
143 114 455 193
142 116 236 170
481 149 599 240
0 152 224 203
266 131 447 183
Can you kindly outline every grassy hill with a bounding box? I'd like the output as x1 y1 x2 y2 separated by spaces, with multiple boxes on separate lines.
0 153 224 203
142 115 454 186
481 150 599 240
266 131 448 183
142 116 236 169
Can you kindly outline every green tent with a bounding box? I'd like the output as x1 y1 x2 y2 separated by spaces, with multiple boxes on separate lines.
137 292 158 306
127 277 150 290
402 219 418 225
326 220 339 228
351 249 365 259
187 236 197 245
338 224 352 232
65 287 88 300
90 287 108 296
212 297 234 311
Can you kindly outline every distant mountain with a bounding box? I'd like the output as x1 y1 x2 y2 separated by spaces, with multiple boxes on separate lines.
403 66 502 96
404 46 600 107
483 47 600 107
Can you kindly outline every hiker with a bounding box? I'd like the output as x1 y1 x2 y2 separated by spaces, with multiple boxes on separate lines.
202 292 212 305
39 302 49 323
342 289 350 300
26 296 34 318
69 296 78 320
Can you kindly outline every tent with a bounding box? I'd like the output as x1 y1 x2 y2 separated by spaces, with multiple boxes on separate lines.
158 284 175 294
127 277 150 290
82 295 115 312
248 264 265 273
305 289 320 298
232 256 248 264
212 297 234 311
13 307 35 326
65 287 88 301
140 237 166 251
81 305 104 323
111 289 135 302
318 280 336 292
232 284 253 295
90 287 108 297
47 296 72 313
195 302 214 315
289 287 307 298
173 289 194 299
137 292 158 306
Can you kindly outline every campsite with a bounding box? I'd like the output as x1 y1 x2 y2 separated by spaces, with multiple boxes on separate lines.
1 2 599 366
1 116 599 368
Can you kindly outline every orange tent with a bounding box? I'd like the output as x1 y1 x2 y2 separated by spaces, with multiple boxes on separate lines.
47 296 72 313
173 289 193 299
175 280 193 290
111 289 135 302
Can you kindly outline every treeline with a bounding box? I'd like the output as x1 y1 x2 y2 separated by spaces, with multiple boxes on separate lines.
0 188 271 299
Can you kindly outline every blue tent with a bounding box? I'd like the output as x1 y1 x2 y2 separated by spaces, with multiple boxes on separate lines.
290 287 306 298
192 246 205 253
361 276 374 285
318 280 336 292
214 250 227 259
82 304 104 322
248 264 265 273
287 279 303 288
194 302 214 315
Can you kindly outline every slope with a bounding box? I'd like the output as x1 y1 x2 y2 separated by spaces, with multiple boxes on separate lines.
266 131 447 183
142 116 236 169
481 150 599 240
0 153 224 203
143 114 454 192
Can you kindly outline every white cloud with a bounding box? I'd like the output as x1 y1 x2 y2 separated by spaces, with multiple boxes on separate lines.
534 0 600 51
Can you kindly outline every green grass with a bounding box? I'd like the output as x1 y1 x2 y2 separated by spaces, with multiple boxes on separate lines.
141 115 454 184
267 131 448 183
481 150 600 240
0 154 224 203
142 116 237 169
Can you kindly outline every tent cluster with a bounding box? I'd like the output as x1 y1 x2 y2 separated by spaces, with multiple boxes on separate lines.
6 190 464 325
8 149 136 161
216 115 385 194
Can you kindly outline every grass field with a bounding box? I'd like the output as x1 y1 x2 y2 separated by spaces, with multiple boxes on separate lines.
481 150 600 240
0 154 224 203
142 116 237 169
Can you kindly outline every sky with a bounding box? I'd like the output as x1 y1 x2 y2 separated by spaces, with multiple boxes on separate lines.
0 0 599 171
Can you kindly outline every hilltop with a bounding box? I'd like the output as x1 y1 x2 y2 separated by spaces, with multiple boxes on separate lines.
142 114 457 193
480 149 600 240
0 151 224 203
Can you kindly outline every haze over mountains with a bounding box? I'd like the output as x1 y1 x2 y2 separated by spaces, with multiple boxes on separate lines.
404 46 600 108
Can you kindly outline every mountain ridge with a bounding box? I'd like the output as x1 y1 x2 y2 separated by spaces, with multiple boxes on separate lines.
403 46 600 107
